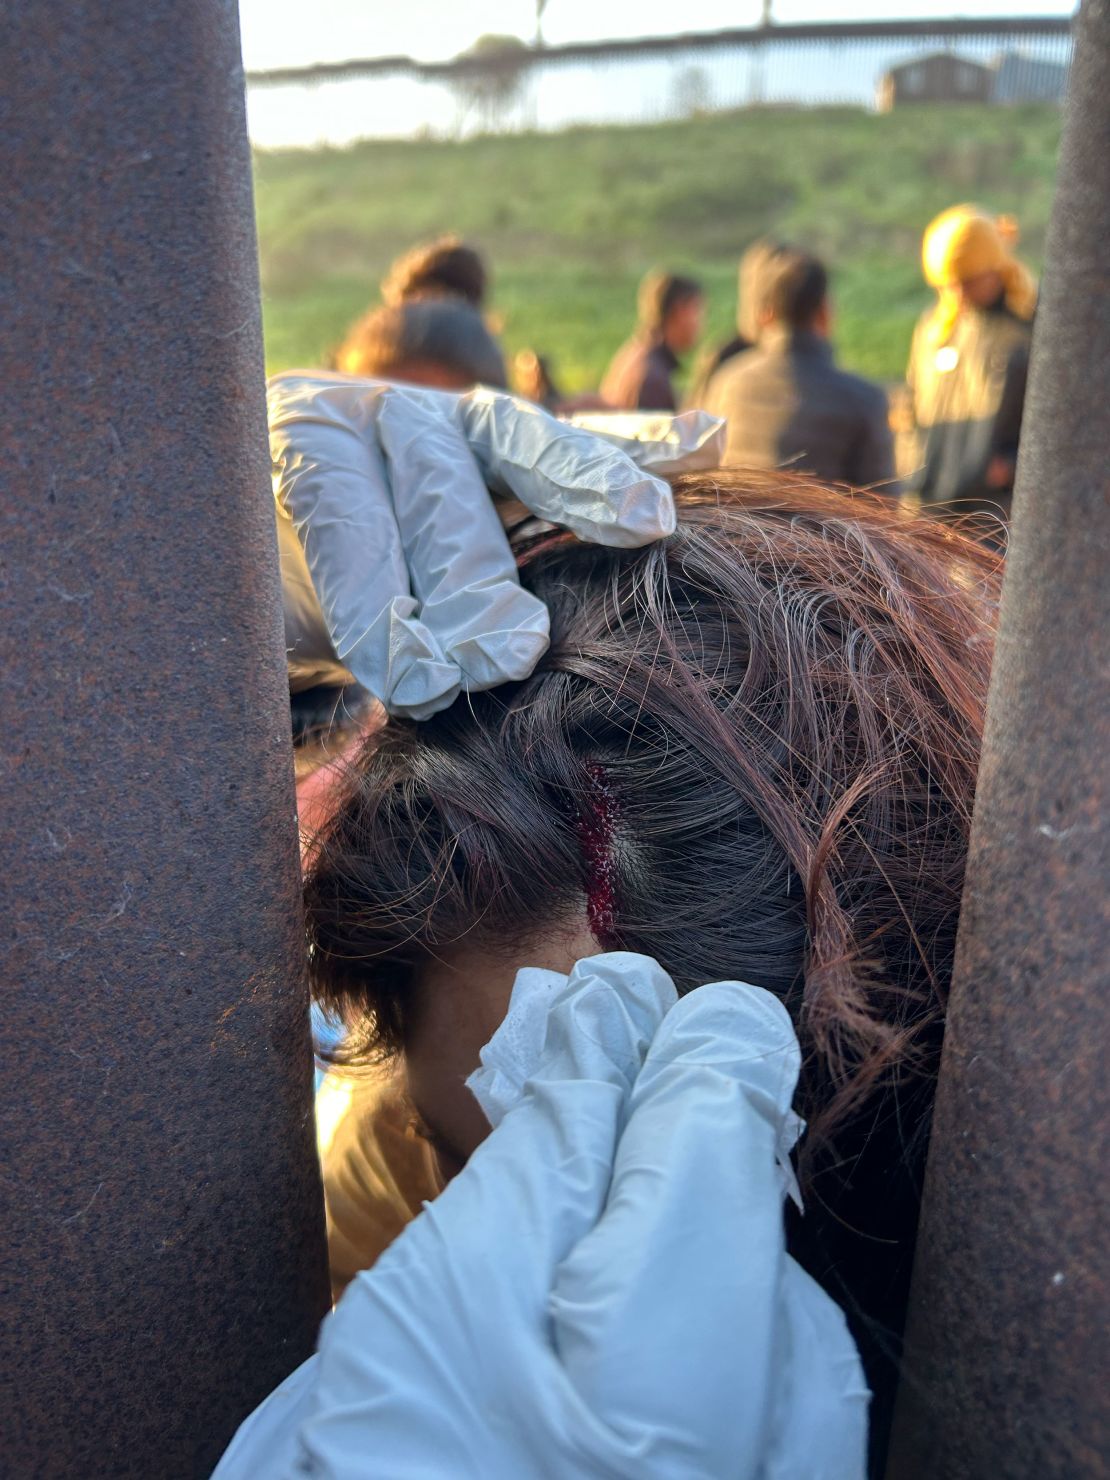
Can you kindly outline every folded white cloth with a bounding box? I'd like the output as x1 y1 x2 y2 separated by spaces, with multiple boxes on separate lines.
214 953 869 1478
270 374 724 712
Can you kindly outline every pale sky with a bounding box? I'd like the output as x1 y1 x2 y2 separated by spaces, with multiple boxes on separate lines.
238 0 1074 71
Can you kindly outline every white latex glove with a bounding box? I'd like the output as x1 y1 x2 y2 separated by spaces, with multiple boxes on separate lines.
270 373 724 716
214 954 869 1479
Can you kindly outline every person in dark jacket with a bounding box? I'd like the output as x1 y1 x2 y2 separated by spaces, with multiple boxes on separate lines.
906 204 1036 525
600 271 705 412
685 238 787 409
701 249 896 489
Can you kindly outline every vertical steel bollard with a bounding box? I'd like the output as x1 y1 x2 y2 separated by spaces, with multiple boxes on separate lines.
887 3 1110 1477
0 2 330 1475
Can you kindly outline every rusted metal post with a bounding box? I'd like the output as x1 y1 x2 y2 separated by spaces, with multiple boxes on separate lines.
886 4 1110 1477
0 3 329 1475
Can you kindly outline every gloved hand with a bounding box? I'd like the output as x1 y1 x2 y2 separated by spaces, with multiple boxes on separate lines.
270 373 724 718
214 954 869 1479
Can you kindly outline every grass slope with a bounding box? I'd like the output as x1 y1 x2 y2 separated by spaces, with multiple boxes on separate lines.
254 105 1060 390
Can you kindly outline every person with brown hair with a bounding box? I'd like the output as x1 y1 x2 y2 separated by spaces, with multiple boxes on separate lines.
684 236 787 409
380 233 488 309
305 472 1000 1473
331 299 508 390
701 248 896 489
600 270 705 411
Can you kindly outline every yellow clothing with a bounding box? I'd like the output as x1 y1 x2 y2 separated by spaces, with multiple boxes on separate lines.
906 299 1031 514
921 204 1037 346
316 1067 441 1303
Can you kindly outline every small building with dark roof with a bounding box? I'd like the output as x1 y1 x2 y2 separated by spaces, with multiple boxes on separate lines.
877 52 994 112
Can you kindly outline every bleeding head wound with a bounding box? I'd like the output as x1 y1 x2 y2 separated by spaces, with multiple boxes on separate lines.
575 763 621 950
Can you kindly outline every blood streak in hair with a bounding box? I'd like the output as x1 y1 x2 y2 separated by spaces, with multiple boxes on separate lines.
576 763 621 948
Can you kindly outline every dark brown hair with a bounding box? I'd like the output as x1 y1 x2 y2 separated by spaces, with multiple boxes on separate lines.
637 269 704 333
763 247 829 329
304 473 1000 1451
380 234 488 309
333 300 507 388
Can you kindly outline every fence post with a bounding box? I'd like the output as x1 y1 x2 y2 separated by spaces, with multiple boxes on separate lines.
0 2 330 1475
886 3 1110 1476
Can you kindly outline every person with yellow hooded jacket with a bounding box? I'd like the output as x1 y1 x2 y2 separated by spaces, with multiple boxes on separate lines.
906 204 1038 527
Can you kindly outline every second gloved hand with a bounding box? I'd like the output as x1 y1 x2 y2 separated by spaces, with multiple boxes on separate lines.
271 374 723 718
213 954 869 1479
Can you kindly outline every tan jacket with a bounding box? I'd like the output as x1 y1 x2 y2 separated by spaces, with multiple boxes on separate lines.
317 1067 441 1302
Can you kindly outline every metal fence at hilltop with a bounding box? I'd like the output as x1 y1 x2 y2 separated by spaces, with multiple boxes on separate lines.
245 16 1075 150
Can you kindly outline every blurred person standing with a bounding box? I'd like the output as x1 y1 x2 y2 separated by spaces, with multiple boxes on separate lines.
333 299 507 390
701 248 895 488
906 204 1037 522
600 270 705 412
381 234 488 310
685 237 787 409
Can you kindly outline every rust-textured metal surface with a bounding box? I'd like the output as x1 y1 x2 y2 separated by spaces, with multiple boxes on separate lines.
0 2 330 1475
886 4 1110 1478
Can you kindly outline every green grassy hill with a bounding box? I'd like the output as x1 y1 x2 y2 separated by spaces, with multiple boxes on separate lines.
254 105 1060 391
